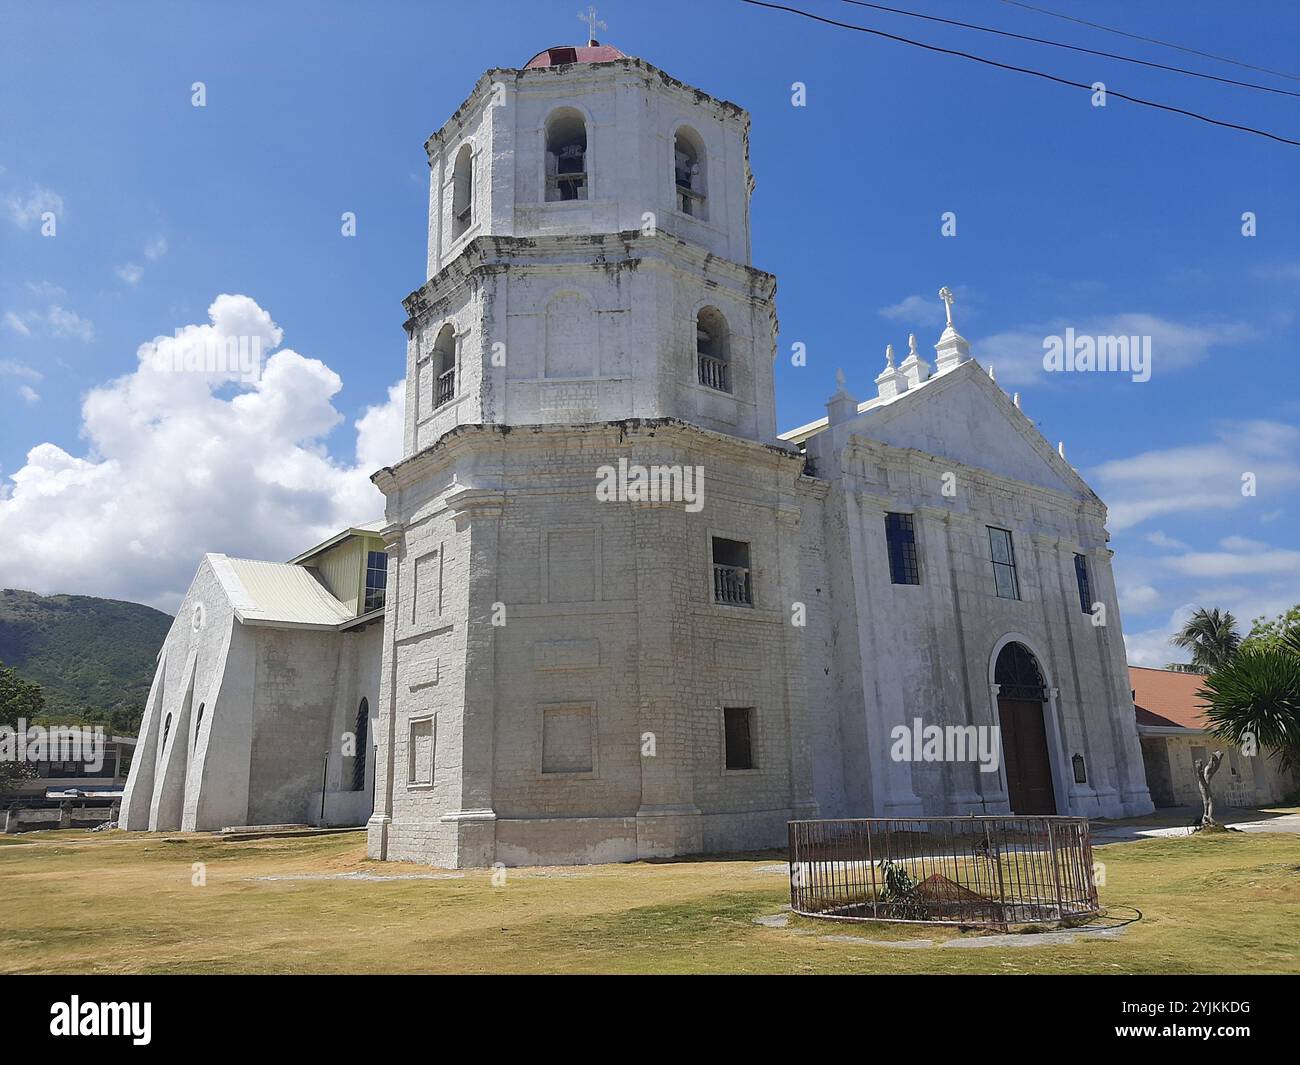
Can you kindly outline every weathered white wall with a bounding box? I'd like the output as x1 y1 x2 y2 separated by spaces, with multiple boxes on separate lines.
369 420 815 867
803 362 1153 820
122 557 381 833
425 58 753 274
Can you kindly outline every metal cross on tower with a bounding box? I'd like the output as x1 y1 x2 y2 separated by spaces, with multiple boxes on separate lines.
578 5 606 43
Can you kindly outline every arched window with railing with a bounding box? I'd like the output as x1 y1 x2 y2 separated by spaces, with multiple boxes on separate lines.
545 109 588 201
695 306 730 393
432 323 456 409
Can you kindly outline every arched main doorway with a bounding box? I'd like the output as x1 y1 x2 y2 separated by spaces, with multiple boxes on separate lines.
994 642 1057 814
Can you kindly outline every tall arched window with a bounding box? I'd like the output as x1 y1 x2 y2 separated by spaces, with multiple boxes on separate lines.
696 306 730 392
545 109 588 201
162 713 173 749
451 144 473 238
432 323 456 409
674 127 706 218
349 699 369 792
191 704 205 762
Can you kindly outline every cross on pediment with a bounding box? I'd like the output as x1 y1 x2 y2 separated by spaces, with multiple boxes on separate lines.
938 286 956 327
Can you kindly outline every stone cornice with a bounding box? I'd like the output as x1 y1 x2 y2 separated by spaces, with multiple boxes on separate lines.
372 417 803 496
840 434 1108 527
425 56 749 158
402 230 775 330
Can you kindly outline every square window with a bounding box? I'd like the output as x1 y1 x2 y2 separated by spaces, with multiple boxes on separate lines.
724 707 755 771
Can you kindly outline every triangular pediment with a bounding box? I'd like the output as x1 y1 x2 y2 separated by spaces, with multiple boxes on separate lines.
844 361 1098 503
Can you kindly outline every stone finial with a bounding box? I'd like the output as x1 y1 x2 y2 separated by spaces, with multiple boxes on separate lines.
875 343 908 401
899 332 931 390
934 285 970 374
1058 441 1066 459
988 364 996 382
828 367 859 425
1013 391 1021 409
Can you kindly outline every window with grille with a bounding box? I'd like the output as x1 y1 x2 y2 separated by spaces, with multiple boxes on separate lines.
711 537 752 606
988 526 1020 600
885 512 920 585
1074 553 1092 614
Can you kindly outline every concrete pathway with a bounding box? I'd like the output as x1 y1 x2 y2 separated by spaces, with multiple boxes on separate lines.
1090 806 1300 845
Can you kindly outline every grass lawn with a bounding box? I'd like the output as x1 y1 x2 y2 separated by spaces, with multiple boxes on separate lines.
0 828 1297 974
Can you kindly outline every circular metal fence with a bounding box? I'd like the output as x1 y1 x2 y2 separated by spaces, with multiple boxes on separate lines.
789 816 1100 929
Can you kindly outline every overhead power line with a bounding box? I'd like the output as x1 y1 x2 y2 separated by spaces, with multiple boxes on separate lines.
997 0 1300 85
836 0 1300 99
739 0 1300 148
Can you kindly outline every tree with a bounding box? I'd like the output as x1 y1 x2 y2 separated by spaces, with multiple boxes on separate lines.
1170 608 1241 673
0 759 36 802
1194 750 1224 826
1200 628 1300 773
1241 605 1300 654
0 663 45 729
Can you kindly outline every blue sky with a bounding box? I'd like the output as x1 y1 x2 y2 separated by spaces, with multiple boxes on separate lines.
1 0 1298 665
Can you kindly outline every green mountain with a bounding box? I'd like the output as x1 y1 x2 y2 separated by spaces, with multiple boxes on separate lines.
0 588 173 732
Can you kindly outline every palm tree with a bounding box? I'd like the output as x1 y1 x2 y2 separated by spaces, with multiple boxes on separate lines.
1200 628 1300 771
1170 608 1241 672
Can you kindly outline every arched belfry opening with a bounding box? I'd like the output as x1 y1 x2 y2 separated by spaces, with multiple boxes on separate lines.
545 109 588 201
674 127 706 218
994 642 1057 815
451 144 473 238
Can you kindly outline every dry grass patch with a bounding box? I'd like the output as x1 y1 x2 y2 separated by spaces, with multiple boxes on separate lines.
1 828 1297 974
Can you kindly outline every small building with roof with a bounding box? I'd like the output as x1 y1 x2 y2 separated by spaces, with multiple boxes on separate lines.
1132 665 1296 808
120 524 387 832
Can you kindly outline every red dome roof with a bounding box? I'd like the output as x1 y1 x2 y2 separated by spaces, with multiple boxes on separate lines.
524 41 626 69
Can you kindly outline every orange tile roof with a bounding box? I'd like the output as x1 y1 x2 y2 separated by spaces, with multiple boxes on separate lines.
1129 665 1210 730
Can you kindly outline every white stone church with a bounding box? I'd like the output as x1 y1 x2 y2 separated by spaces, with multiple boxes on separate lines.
121 38 1153 865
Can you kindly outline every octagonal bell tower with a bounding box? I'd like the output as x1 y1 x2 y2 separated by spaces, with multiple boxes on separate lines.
400 38 780 457
370 41 817 870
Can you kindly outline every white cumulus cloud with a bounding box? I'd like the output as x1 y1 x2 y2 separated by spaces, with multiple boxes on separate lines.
0 294 404 611
4 185 63 228
1089 420 1300 531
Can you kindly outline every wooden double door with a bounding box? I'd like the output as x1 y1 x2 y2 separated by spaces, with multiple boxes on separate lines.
997 696 1057 815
